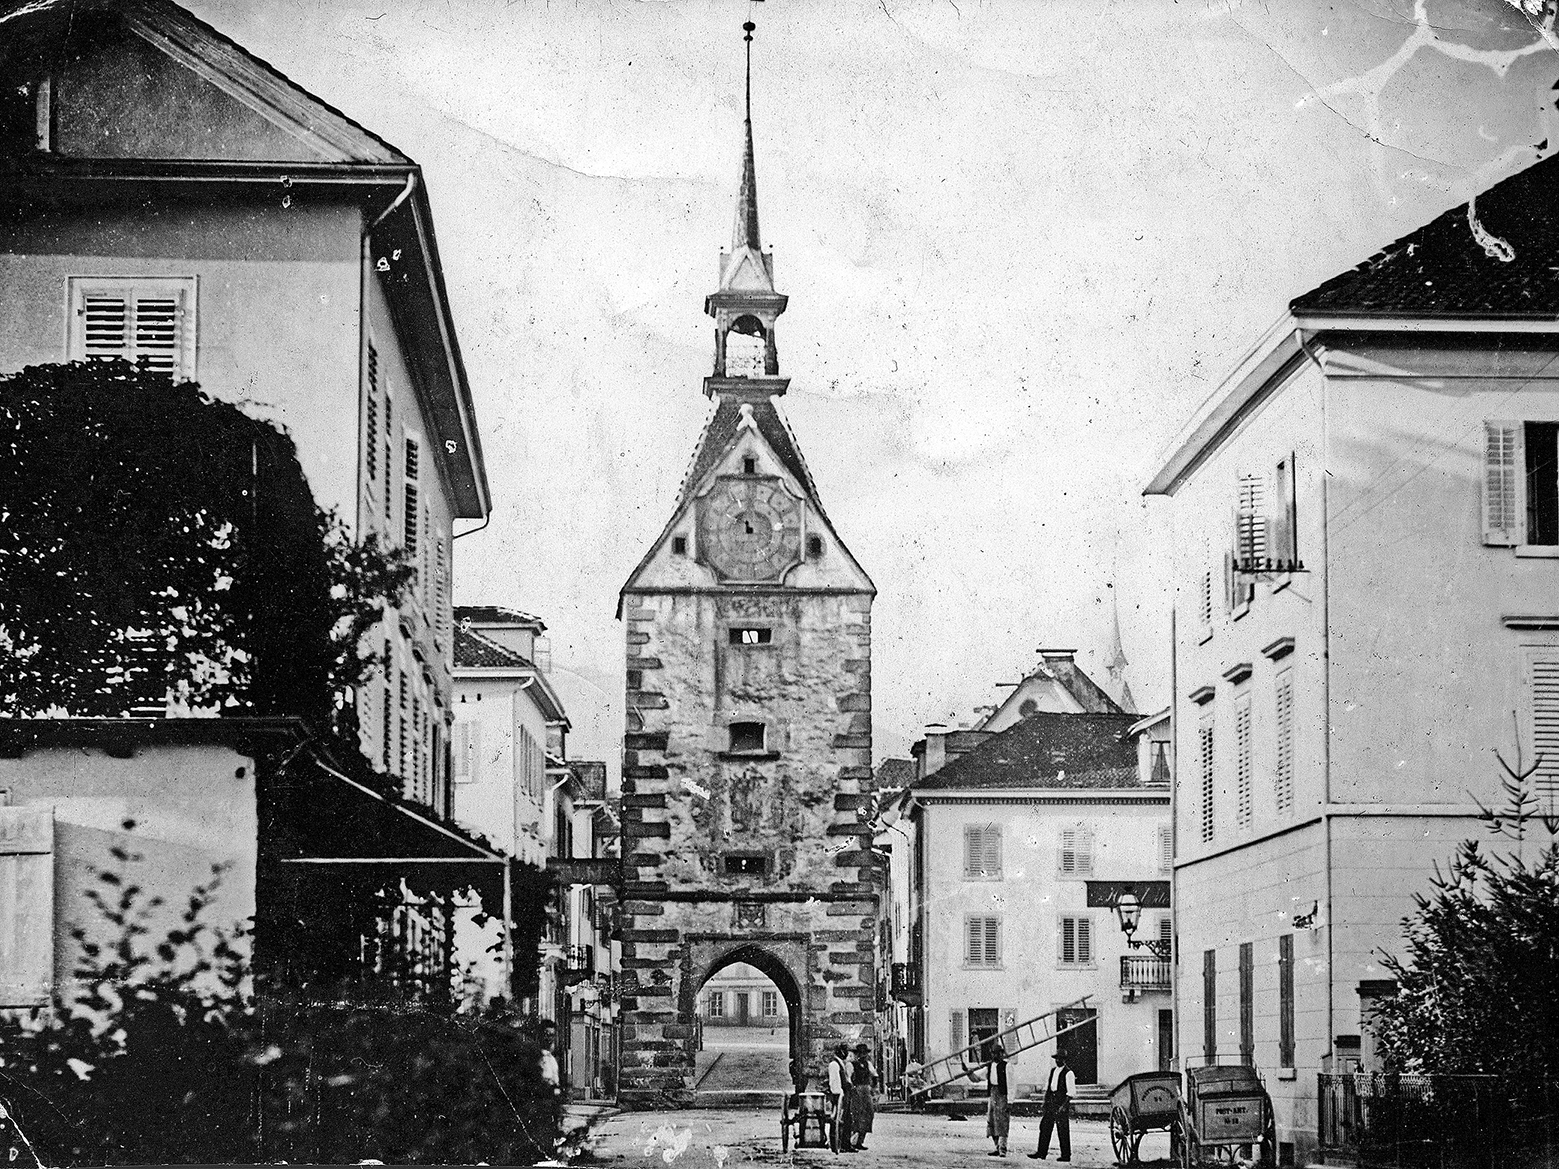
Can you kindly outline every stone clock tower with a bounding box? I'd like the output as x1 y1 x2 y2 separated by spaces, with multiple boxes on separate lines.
616 22 877 1108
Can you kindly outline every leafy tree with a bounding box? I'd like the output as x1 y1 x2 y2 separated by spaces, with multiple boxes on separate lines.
0 358 410 736
1371 745 1559 1108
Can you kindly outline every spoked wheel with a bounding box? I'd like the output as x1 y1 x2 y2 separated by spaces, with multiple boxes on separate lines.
780 1096 792 1153
1177 1106 1195 1169
1110 1108 1133 1165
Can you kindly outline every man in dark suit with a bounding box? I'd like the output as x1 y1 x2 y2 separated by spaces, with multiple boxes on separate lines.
1028 1049 1072 1161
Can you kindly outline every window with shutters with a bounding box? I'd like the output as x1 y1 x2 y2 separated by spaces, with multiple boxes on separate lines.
68 276 196 380
1278 933 1296 1068
963 824 1002 880
1239 941 1255 1065
1197 553 1214 641
1203 949 1218 1061
1199 714 1215 843
1484 420 1559 548
1235 693 1253 828
1275 668 1295 813
949 1009 966 1055
383 391 395 535
453 721 477 784
403 437 421 557
381 638 394 771
0 808 54 1008
435 538 450 645
1157 825 1173 872
1058 915 1093 966
1231 471 1264 609
964 915 1001 967
1523 648 1559 802
365 341 381 491
397 672 410 783
1058 824 1093 875
1158 915 1173 959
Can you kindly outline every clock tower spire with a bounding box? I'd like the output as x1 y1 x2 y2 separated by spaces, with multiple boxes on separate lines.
705 19 789 396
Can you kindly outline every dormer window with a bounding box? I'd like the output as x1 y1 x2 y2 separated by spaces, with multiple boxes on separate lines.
728 721 766 753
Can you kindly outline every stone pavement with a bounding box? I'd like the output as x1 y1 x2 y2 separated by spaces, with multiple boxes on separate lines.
586 1107 1175 1169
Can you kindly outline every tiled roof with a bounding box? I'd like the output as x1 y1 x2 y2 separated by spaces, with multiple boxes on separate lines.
455 605 546 630
453 626 534 670
913 712 1141 792
874 757 917 791
1292 152 1559 318
680 396 826 521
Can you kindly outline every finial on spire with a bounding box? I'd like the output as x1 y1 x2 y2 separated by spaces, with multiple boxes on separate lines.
732 20 761 253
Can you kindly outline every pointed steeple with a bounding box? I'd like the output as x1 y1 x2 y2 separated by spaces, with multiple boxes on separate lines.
732 21 762 254
705 19 788 397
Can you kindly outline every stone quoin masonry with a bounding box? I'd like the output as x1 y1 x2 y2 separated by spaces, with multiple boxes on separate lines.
615 22 877 1107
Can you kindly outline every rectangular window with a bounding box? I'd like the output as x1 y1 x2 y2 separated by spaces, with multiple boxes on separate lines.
1278 933 1295 1068
1235 693 1252 828
728 721 766 754
1058 915 1093 965
1239 941 1254 1066
1529 422 1559 546
1524 648 1559 802
1275 668 1295 813
1157 825 1173 872
1059 824 1093 875
964 915 1001 967
723 854 767 876
707 991 724 1018
672 535 687 555
69 276 196 379
728 627 773 645
403 437 420 556
1483 421 1559 547
1203 949 1217 1061
762 990 778 1017
963 824 1002 880
1158 915 1173 959
1199 715 1215 843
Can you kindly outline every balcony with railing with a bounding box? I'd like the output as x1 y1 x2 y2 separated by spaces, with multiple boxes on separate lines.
1120 954 1171 992
890 962 922 1005
562 944 596 985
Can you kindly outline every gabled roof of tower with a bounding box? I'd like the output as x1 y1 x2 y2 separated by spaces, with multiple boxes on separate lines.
1291 152 1559 318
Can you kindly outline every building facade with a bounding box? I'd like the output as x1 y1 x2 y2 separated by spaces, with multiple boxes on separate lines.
1145 154 1559 1160
615 29 876 1107
0 0 493 1004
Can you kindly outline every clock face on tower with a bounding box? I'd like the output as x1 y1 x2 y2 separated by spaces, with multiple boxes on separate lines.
697 476 803 582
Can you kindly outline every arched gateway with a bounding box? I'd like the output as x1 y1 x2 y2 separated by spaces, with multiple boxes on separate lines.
615 23 877 1108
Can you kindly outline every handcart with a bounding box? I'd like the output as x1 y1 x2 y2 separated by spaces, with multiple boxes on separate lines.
780 1090 832 1151
1177 1065 1275 1168
1109 1071 1182 1165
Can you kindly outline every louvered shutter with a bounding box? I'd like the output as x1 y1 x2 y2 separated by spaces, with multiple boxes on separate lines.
964 825 979 878
1077 918 1092 964
1528 650 1559 802
1199 717 1215 843
0 808 54 1008
403 438 420 555
984 917 999 965
1484 421 1523 546
383 393 395 534
1275 669 1295 812
1235 695 1253 827
454 723 471 782
1075 825 1093 875
986 826 1002 878
966 917 982 963
1158 825 1173 872
132 293 181 374
366 343 380 484
1060 828 1075 874
82 294 128 358
1060 917 1076 964
950 1009 966 1055
1158 915 1173 958
1237 471 1267 564
1198 560 1214 632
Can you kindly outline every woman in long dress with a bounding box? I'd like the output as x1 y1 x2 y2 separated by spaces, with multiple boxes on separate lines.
848 1043 877 1151
967 1037 1010 1157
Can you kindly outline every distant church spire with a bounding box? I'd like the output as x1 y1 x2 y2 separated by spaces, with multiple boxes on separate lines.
705 19 788 396
1104 586 1137 714
732 20 761 253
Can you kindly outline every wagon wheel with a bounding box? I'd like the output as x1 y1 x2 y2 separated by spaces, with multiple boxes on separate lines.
1110 1107 1132 1165
781 1095 793 1153
1177 1104 1195 1169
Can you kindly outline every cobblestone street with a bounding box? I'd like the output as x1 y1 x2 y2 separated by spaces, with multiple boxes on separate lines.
588 1108 1174 1169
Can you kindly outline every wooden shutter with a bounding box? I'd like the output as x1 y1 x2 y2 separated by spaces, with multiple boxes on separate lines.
1527 650 1559 801
1237 471 1267 565
984 917 999 966
1275 669 1295 812
1235 694 1252 827
1278 933 1295 1067
1202 949 1217 1060
383 392 395 533
0 808 54 1008
963 826 980 878
1484 421 1523 546
1238 942 1254 1064
132 292 181 375
1199 716 1215 843
82 294 128 357
950 1009 966 1055
1158 825 1173 872
366 343 380 484
988 826 1002 878
1198 561 1214 632
1075 825 1093 874
403 438 421 555
1060 917 1076 964
1158 915 1173 957
1077 917 1092 964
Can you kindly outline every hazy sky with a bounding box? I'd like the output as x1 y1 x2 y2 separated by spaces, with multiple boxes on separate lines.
191 0 1559 767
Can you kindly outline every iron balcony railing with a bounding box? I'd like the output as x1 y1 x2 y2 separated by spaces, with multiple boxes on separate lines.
1120 954 1171 991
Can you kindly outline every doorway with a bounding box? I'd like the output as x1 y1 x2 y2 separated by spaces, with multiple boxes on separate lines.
1056 1007 1098 1085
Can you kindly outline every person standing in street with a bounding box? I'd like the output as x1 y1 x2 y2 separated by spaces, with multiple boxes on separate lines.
1028 1050 1072 1161
826 1043 852 1153
847 1043 877 1151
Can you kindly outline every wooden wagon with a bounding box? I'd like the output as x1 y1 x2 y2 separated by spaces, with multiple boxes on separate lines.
1109 1071 1183 1165
780 1091 832 1151
1178 1065 1275 1168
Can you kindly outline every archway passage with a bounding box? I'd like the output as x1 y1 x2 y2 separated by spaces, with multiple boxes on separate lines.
691 945 804 1101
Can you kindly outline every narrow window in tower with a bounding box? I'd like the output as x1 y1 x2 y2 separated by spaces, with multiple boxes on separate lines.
728 627 773 645
728 721 766 753
743 456 757 474
725 315 766 378
807 535 823 558
672 535 688 555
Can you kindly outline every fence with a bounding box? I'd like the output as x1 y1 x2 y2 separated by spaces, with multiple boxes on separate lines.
1318 1073 1559 1169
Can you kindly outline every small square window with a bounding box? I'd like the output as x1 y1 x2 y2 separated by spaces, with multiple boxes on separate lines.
728 721 766 753
626 670 643 691
728 627 772 645
672 535 688 555
724 853 767 876
807 535 823 557
743 457 757 474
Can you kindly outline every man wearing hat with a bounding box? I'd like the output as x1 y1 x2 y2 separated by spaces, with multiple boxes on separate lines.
825 1043 852 1153
1028 1049 1072 1161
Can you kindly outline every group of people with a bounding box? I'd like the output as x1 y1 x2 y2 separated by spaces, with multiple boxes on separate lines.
963 1040 1074 1161
824 1042 878 1152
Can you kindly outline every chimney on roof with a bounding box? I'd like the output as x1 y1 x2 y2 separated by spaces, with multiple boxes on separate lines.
921 722 950 778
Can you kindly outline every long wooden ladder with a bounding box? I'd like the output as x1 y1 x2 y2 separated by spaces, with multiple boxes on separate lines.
907 996 1094 1098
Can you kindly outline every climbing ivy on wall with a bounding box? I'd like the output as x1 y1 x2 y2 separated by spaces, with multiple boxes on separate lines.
0 358 410 731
